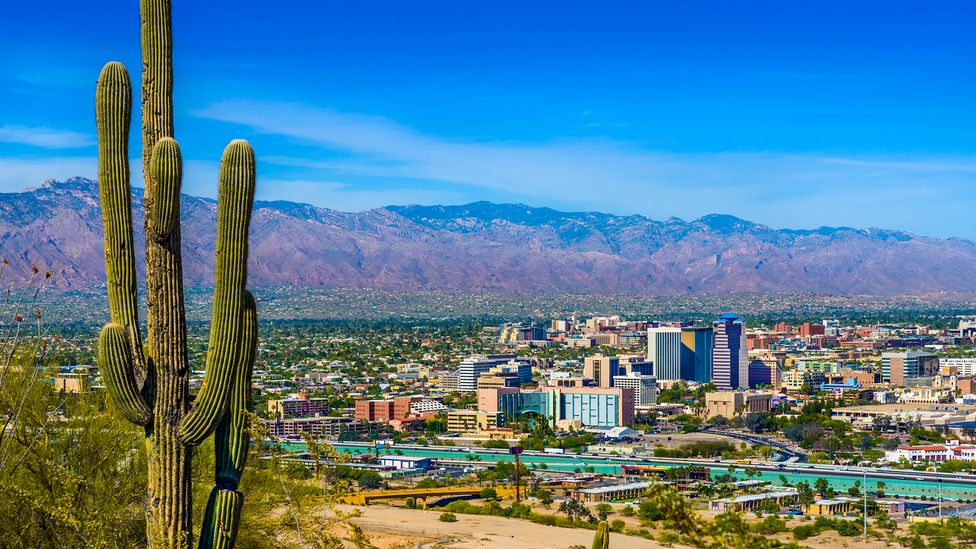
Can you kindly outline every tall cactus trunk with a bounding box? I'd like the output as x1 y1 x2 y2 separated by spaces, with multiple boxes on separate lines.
140 1 194 545
95 1 257 548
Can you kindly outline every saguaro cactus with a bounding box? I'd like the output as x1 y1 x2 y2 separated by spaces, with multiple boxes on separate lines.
94 1 257 547
592 520 610 549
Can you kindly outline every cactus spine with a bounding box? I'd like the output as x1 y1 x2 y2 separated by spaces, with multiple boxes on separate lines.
95 1 257 547
592 520 610 549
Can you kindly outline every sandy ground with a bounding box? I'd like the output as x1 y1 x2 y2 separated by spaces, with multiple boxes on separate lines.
342 504 666 549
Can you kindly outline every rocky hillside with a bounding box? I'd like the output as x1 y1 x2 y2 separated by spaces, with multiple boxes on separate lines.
2 177 975 295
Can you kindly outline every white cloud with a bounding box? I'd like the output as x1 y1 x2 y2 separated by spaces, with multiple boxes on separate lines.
0 125 94 148
194 99 976 238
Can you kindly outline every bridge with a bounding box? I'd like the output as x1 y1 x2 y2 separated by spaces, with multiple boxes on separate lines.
340 485 523 508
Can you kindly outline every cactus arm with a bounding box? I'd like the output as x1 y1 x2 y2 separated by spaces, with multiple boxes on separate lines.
199 490 243 549
215 290 257 486
99 323 152 426
178 140 256 444
95 61 147 389
199 290 257 549
149 137 182 240
592 520 609 549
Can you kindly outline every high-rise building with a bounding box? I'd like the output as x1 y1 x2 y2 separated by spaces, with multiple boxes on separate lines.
712 314 748 390
457 354 518 391
680 326 714 383
881 351 939 385
584 355 622 387
613 373 658 407
647 327 683 380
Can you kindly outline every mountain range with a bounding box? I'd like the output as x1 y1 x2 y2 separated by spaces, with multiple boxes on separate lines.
2 177 975 295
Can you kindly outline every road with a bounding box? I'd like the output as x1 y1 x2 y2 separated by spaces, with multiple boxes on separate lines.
707 429 808 462
312 441 976 499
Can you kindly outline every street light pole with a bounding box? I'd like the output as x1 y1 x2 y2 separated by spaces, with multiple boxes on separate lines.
862 469 867 540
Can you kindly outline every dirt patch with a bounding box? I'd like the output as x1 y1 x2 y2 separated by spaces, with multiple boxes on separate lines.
342 504 667 548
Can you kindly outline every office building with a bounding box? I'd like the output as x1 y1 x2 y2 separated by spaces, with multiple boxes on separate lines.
613 373 658 407
457 354 518 391
712 314 748 389
704 391 773 419
354 396 426 422
479 386 634 429
881 351 939 385
499 323 546 344
268 393 330 418
584 355 622 388
940 358 976 377
446 410 503 432
265 416 367 439
781 368 826 392
747 358 780 389
681 326 714 383
620 356 655 377
647 327 683 381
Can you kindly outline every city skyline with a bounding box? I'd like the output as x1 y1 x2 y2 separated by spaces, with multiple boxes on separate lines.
4 2 976 239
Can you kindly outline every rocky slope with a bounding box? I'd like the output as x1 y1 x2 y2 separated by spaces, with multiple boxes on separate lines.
2 177 975 294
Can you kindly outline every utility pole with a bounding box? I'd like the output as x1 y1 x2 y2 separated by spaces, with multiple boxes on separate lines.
938 476 942 522
510 446 524 503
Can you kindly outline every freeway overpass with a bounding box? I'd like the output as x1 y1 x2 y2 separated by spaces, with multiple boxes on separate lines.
707 429 807 462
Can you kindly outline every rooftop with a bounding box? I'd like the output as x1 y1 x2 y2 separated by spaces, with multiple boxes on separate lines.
579 481 652 494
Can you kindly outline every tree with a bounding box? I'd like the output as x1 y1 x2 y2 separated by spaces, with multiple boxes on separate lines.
814 478 835 499
479 487 498 500
745 412 776 434
795 481 815 505
558 499 594 522
595 503 613 520
93 1 258 547
875 480 886 498
758 498 781 516
357 472 382 490
531 488 553 504
848 480 861 497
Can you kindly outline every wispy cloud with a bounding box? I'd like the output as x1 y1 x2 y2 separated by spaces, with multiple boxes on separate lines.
0 124 94 148
194 99 976 238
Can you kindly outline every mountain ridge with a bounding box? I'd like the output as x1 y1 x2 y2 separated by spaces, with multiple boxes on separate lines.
2 177 974 295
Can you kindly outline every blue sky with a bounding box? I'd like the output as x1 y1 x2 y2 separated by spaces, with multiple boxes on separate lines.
3 1 976 238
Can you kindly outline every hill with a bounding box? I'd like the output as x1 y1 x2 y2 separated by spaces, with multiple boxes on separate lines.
3 177 975 295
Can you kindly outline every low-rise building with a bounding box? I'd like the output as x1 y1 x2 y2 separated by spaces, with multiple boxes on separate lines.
265 416 368 439
704 391 773 419
479 386 634 429
805 497 856 516
708 489 797 513
574 481 651 503
446 409 503 432
883 438 976 462
268 393 330 418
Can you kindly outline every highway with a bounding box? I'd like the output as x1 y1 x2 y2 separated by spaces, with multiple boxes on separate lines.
311 441 976 500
